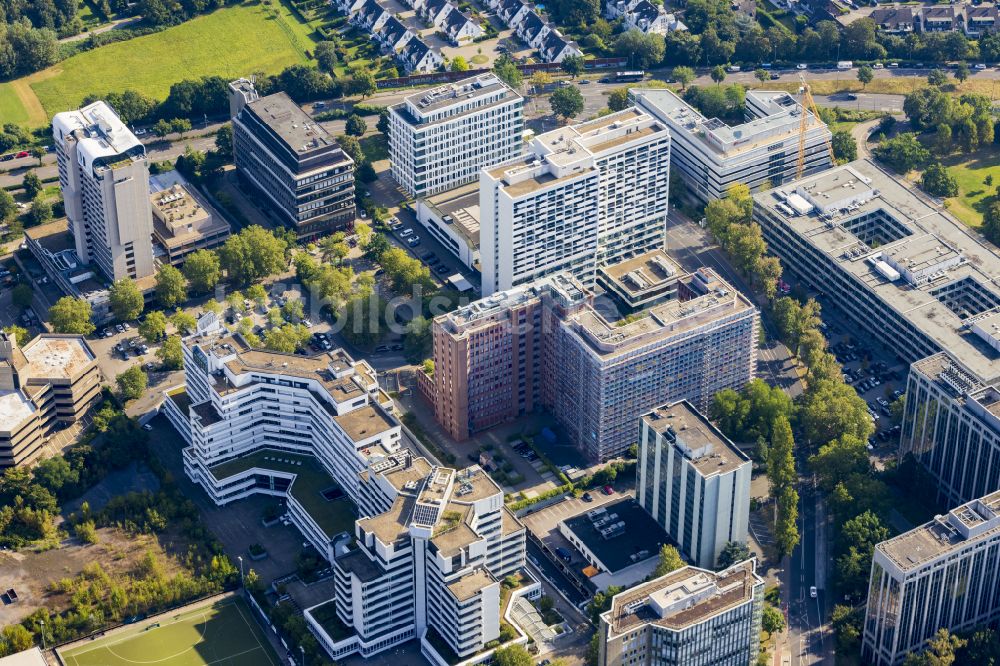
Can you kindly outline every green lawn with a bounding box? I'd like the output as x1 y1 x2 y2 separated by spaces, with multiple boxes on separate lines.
1 2 317 125
941 144 1000 228
0 82 33 126
360 134 389 163
59 596 278 666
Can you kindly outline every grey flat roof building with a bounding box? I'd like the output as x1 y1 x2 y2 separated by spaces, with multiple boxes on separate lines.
754 159 1000 385
229 81 355 239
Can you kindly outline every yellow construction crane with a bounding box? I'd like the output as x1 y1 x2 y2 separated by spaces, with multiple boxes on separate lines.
796 75 836 181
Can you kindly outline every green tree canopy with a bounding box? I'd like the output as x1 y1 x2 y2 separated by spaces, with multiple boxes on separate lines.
48 297 94 335
550 85 585 120
109 278 144 321
155 265 188 309
182 249 221 293
219 226 287 285
116 366 148 400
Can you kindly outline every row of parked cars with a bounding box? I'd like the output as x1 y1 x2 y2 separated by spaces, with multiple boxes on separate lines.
389 218 421 248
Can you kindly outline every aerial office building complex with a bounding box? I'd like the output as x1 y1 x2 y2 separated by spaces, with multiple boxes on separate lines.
426 256 758 461
229 79 355 239
863 490 1000 665
309 455 527 661
0 332 101 468
162 315 402 560
388 73 524 199
596 560 764 666
637 401 752 570
633 88 832 203
53 101 156 282
480 107 671 295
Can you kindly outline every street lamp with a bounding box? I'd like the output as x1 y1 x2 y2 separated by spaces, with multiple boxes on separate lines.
300 645 306 666
39 620 45 651
237 555 244 588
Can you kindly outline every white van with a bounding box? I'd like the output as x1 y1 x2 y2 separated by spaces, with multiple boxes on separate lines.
837 61 854 70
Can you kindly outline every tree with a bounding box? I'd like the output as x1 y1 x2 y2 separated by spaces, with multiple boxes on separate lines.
872 133 930 174
832 605 863 655
139 311 167 343
11 284 33 311
282 299 304 323
607 87 630 112
263 323 311 353
153 118 172 138
857 65 874 89
955 63 970 83
109 278 144 321
561 54 585 78
48 297 94 335
767 415 796 493
28 196 52 225
182 249 221 294
450 55 469 72
314 41 339 73
350 69 377 99
549 85 584 121
614 30 665 69
22 171 42 199
754 68 769 84
711 65 727 85
0 189 16 222
653 544 684 577
799 379 875 445
2 325 28 346
927 68 950 88
921 162 959 198
157 335 183 369
716 541 752 570
396 316 430 362
376 109 390 135
831 130 858 164
354 221 373 248
1 625 34 654
493 644 533 666
902 629 966 666
493 55 523 88
116 366 148 400
345 114 367 137
155 265 188 309
809 435 869 492
219 226 287 285
214 124 233 161
170 310 197 334
762 604 785 634
775 485 800 557
672 66 695 90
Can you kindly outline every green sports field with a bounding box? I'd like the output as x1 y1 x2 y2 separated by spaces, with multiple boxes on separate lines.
58 596 279 666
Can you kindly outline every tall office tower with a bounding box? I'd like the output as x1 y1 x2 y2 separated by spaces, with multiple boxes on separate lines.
899 353 1000 509
53 101 155 281
480 107 670 295
310 458 526 661
637 401 752 569
633 88 832 203
429 273 589 441
596 560 764 666
427 258 758 461
0 331 101 468
229 79 355 239
863 490 1000 665
388 73 524 198
546 266 758 461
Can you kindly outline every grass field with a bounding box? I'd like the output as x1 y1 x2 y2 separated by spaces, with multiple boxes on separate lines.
0 1 317 128
58 596 278 666
941 144 1000 228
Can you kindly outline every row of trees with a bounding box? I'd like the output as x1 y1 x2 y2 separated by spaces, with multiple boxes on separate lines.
704 184 783 300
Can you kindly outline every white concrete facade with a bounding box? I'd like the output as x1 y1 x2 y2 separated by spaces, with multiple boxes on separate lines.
864 490 1000 665
389 74 524 199
480 107 670 295
637 401 752 569
53 101 155 283
633 88 832 203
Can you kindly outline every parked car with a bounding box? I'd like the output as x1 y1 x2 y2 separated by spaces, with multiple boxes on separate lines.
975 63 988 70
15 151 29 158
408 237 421 247
602 485 614 496
143 424 153 431
554 547 572 563
810 586 818 598
796 63 808 70
582 492 593 502
400 228 414 238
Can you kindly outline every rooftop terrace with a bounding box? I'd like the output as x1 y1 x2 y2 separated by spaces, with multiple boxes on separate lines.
209 449 356 538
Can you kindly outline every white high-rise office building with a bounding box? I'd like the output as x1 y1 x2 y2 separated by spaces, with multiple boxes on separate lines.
480 107 670 295
864 490 1000 665
53 101 155 282
310 457 526 661
389 73 523 198
637 401 752 569
597 560 764 666
633 88 832 203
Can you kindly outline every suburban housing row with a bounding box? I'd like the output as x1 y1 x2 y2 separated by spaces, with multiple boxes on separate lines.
346 0 445 73
486 0 582 63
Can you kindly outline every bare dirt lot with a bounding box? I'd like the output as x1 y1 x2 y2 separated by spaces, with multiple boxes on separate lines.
0 529 184 628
